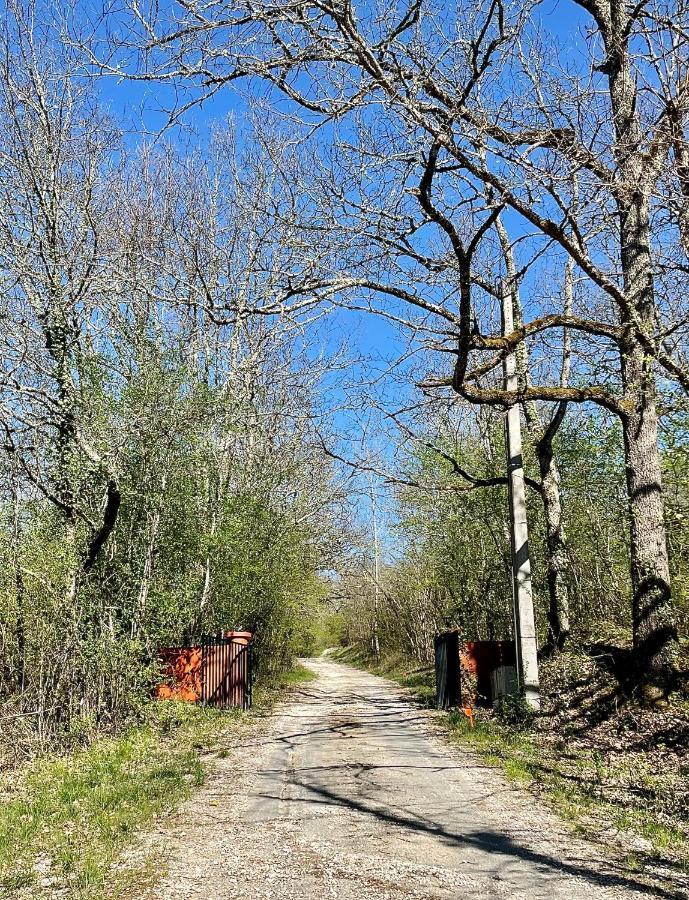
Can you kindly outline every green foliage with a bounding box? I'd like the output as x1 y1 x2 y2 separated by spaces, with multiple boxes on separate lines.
0 80 345 754
493 691 536 730
301 607 347 655
0 334 340 755
395 428 514 643
0 702 231 897
335 406 689 670
552 413 631 635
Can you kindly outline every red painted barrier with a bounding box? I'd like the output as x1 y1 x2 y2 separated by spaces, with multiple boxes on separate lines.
460 640 516 705
201 632 253 708
155 631 254 706
155 646 202 702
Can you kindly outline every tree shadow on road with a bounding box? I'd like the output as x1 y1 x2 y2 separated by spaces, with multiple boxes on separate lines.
257 777 676 898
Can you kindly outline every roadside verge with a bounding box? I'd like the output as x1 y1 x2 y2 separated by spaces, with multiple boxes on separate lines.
0 664 316 899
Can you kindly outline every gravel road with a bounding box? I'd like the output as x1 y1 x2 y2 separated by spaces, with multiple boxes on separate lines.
135 658 660 899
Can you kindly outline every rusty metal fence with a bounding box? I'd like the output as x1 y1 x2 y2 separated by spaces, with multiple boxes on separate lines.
200 632 253 709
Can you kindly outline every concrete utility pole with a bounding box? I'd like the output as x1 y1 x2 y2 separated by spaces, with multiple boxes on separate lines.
502 285 540 709
371 490 381 664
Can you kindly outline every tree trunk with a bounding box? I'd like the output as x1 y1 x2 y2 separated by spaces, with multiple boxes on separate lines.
604 6 679 694
616 166 678 693
622 342 678 694
132 473 166 641
537 430 570 651
11 461 26 693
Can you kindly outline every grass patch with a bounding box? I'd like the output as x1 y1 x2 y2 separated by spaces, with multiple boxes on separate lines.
0 701 238 899
281 663 318 684
445 711 689 883
0 659 323 899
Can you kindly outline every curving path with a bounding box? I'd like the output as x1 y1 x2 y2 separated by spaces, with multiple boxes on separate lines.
135 658 659 899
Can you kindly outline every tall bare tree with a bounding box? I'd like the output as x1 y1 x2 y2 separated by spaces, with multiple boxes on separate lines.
104 0 689 694
0 5 351 737
0 4 123 590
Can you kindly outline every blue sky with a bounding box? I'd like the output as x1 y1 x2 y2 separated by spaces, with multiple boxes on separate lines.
88 0 598 545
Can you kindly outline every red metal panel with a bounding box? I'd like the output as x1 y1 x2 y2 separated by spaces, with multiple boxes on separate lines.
461 640 516 705
155 646 202 702
156 632 253 708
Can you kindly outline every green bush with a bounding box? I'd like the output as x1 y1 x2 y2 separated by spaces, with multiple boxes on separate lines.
493 691 536 729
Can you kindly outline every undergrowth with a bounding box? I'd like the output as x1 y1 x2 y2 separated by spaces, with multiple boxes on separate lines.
0 701 235 899
0 661 318 899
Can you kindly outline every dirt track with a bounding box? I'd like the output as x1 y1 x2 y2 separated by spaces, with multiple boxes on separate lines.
133 658 659 899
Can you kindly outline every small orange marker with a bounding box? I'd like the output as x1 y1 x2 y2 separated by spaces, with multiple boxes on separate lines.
464 706 474 728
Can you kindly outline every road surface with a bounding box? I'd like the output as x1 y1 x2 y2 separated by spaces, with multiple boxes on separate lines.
135 658 658 899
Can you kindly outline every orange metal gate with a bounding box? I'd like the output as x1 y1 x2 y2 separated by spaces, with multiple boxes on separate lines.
200 631 253 709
